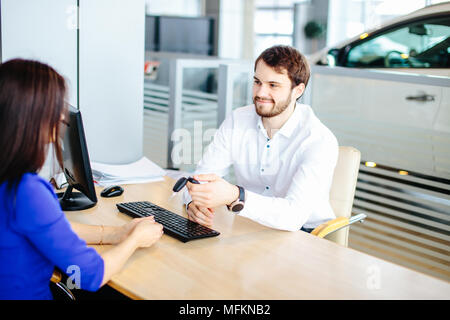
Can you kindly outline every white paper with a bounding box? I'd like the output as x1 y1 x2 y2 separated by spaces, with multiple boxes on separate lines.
94 176 164 187
91 157 166 179
91 156 166 187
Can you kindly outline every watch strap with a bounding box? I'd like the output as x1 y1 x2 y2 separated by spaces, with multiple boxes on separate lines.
186 201 193 211
227 185 245 212
238 185 245 202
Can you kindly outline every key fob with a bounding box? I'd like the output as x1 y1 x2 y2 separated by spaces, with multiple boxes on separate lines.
172 176 200 192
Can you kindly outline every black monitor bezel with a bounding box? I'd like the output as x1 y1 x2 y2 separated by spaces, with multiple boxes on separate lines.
58 106 97 211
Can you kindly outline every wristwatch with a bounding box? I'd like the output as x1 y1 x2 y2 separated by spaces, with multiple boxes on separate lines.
227 185 245 213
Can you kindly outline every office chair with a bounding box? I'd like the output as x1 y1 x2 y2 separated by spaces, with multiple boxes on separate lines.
311 146 367 246
50 269 76 300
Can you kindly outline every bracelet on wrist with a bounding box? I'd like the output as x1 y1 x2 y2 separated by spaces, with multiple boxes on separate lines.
99 225 104 245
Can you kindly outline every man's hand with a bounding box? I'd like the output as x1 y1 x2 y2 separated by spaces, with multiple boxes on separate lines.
186 202 215 227
186 173 239 209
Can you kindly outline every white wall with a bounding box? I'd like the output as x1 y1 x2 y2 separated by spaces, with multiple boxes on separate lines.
79 0 145 164
2 0 145 167
1 0 78 106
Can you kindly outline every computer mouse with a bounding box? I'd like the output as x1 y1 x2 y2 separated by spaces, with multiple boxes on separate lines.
100 185 124 198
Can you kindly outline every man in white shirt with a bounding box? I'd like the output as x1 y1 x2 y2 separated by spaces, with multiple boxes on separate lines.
184 45 338 232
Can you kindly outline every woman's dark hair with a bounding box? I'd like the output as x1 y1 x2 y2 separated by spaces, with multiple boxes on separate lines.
0 59 67 187
255 45 311 89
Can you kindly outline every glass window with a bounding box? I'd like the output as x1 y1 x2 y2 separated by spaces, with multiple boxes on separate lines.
256 0 296 7
255 35 293 57
145 0 201 16
254 0 295 58
345 17 450 68
326 0 448 51
255 9 293 35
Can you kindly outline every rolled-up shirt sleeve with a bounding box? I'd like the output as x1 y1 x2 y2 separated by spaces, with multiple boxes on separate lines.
10 176 104 292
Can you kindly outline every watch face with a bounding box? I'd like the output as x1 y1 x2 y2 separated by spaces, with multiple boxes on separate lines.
232 203 244 212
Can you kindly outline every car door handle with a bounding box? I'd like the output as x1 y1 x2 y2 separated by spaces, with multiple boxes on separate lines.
405 94 435 102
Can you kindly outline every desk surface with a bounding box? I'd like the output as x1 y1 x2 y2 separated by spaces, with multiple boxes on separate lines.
65 177 450 299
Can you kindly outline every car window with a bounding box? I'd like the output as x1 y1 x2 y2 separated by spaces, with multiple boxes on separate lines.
344 17 450 68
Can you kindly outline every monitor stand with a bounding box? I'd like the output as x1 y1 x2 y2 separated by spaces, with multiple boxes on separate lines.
57 186 97 211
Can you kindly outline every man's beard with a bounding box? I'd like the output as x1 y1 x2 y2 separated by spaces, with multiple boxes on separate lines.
253 92 293 118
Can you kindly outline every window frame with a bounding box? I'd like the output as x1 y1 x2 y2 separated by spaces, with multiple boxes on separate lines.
254 4 295 56
337 12 450 69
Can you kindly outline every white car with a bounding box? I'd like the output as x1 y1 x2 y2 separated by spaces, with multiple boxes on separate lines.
304 3 450 281
305 2 450 179
309 2 450 77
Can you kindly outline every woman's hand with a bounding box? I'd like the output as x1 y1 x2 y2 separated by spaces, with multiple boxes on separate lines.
106 217 155 245
129 218 164 248
99 218 163 287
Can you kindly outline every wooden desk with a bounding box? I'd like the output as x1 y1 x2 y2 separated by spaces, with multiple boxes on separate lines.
64 177 450 299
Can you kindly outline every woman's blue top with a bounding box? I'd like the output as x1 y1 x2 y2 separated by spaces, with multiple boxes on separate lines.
0 173 104 299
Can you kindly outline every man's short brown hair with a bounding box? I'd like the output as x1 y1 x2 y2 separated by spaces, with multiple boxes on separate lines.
254 45 310 89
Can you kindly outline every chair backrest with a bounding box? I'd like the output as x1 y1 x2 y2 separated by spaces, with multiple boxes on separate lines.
327 146 361 246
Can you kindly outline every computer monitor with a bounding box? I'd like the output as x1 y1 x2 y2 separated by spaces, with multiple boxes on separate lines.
57 106 97 211
145 15 215 55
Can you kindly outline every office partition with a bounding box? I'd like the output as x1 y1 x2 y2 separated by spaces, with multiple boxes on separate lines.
142 52 252 172
1 0 145 165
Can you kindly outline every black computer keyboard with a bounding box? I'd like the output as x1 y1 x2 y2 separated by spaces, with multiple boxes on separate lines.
116 201 220 243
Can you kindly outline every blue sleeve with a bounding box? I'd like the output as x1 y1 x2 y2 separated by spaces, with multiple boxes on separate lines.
10 174 104 291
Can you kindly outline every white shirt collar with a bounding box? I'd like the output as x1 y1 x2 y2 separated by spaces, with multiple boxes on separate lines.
256 103 302 139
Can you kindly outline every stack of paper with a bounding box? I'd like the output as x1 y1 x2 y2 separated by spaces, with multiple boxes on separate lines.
91 157 166 187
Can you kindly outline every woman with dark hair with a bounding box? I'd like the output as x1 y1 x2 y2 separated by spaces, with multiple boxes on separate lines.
0 59 163 299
